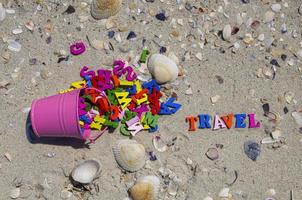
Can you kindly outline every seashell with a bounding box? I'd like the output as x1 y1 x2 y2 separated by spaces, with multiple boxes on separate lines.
292 111 302 126
152 136 168 152
261 66 274 79
236 13 243 26
206 147 219 160
258 33 265 41
219 188 230 198
90 39 104 50
25 21 34 31
222 24 231 41
203 197 214 200
147 54 179 84
9 188 20 199
271 4 281 13
61 189 73 199
261 137 276 144
7 40 21 52
90 0 122 20
71 159 102 184
0 3 6 22
284 91 294 104
264 11 275 23
129 175 160 200
244 140 261 161
271 129 282 140
210 95 220 103
12 28 22 35
113 139 146 172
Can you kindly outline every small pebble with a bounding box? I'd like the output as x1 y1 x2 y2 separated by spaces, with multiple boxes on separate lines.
241 0 250 3
46 36 52 44
270 59 280 67
244 140 261 161
210 95 220 104
215 75 224 84
281 54 287 61
126 31 137 40
159 46 167 54
108 31 115 38
283 107 288 114
29 58 37 65
155 12 167 21
63 5 75 14
271 4 281 12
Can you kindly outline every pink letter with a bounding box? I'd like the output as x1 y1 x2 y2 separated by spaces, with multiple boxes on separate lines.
248 113 261 128
213 115 226 130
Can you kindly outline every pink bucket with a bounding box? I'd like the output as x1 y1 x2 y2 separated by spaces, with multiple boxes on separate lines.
30 89 88 140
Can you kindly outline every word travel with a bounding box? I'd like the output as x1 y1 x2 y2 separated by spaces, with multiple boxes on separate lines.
185 113 261 131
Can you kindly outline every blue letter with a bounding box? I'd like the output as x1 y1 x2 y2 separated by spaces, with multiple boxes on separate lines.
234 114 246 128
198 114 211 128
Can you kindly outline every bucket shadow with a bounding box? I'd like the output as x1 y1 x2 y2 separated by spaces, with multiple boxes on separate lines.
26 113 89 149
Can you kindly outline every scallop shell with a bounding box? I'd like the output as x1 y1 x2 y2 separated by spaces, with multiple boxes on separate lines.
113 139 146 172
147 54 179 84
129 175 160 200
71 159 102 184
90 0 122 20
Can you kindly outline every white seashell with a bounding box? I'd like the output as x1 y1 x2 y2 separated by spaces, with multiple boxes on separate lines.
271 129 282 140
195 52 202 61
203 197 213 200
152 136 168 152
71 159 102 184
7 40 21 52
90 0 122 20
266 188 276 196
219 188 230 198
258 33 265 41
284 91 294 104
9 188 20 199
210 95 220 103
90 39 104 50
61 189 73 199
296 49 302 59
236 13 243 26
264 11 275 23
271 4 281 12
292 111 302 126
147 54 179 84
222 24 231 41
261 137 277 144
12 28 23 35
0 3 6 22
112 139 146 172
129 175 160 200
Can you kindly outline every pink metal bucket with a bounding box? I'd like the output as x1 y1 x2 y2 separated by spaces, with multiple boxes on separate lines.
30 89 90 140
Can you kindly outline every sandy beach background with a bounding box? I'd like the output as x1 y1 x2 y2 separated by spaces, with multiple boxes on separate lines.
0 0 302 199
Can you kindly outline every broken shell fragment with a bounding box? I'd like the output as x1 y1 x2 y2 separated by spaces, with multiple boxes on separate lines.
264 11 275 23
113 139 146 172
129 175 160 200
147 54 179 84
71 159 102 184
152 136 168 152
91 0 122 20
206 147 219 160
292 111 302 126
9 188 20 199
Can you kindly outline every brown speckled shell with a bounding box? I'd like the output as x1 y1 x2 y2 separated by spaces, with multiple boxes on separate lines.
91 0 122 20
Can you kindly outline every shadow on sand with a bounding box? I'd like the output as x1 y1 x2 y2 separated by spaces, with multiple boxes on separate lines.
25 112 89 149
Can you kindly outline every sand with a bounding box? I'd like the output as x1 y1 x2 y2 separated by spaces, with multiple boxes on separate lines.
0 0 302 199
